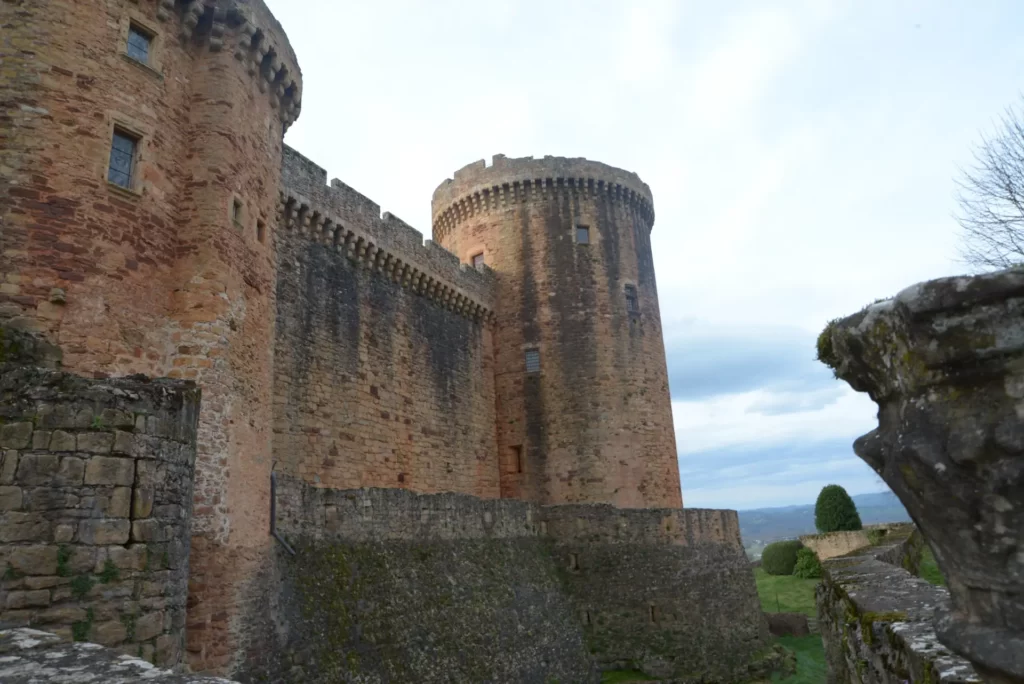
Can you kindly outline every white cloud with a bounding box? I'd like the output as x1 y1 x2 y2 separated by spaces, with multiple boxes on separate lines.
673 385 875 456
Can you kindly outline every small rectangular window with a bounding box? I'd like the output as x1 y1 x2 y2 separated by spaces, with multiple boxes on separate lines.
232 199 243 225
107 130 138 189
510 445 523 474
525 349 540 373
472 252 485 268
625 284 639 313
575 225 590 244
257 219 266 244
126 25 153 65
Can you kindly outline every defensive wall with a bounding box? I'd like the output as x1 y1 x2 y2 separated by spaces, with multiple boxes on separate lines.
273 147 500 496
235 475 776 683
431 155 681 509
0 328 199 670
817 533 981 683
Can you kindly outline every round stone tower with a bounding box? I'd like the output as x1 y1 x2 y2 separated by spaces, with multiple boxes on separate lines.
432 155 682 508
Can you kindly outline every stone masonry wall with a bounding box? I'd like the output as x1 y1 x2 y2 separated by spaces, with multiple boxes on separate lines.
238 477 598 683
817 536 981 684
0 331 200 669
235 476 776 683
274 148 500 497
431 155 681 509
800 530 872 561
545 504 775 681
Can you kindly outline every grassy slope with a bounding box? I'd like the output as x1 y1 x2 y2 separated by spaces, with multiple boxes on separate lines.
918 546 946 586
753 568 821 617
754 568 826 683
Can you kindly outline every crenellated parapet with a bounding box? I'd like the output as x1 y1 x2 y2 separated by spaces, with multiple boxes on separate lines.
431 154 655 244
156 0 302 129
278 146 495 324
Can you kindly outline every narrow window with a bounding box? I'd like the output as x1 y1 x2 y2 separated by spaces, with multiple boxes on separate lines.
257 219 266 244
107 129 139 189
471 252 485 269
649 604 657 623
569 553 579 571
126 24 153 65
575 225 590 244
511 445 523 474
232 199 243 225
524 349 540 374
624 284 639 313
583 609 591 625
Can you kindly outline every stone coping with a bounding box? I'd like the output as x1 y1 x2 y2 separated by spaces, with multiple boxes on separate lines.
0 627 236 683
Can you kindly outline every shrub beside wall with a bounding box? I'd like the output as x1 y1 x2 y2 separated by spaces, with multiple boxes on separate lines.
761 541 804 576
792 548 822 579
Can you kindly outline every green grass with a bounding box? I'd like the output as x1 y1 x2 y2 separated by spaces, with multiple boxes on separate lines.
601 671 656 683
754 568 820 617
771 635 827 683
918 546 946 586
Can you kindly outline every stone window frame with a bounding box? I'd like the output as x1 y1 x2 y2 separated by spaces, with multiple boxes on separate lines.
524 347 541 374
256 217 268 245
575 224 591 245
471 252 485 269
103 114 150 198
230 197 245 228
118 13 163 78
624 283 640 315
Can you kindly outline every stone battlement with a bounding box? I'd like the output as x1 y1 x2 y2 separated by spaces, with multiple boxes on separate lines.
279 146 495 323
431 154 655 243
157 0 302 129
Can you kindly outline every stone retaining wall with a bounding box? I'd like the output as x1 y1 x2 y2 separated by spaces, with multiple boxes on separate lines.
0 344 200 669
817 536 980 683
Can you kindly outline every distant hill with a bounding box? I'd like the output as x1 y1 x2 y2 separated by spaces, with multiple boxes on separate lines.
737 491 911 551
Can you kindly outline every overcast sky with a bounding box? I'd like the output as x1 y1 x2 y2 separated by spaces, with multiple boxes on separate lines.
266 0 1024 510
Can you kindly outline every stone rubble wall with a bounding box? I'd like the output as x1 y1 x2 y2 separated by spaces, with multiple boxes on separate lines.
817 535 980 684
0 627 234 683
234 476 778 683
0 333 200 669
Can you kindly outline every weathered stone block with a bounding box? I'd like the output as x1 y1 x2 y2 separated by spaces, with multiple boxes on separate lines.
131 519 164 543
31 430 50 450
48 430 76 452
84 456 134 486
100 486 132 517
24 575 68 589
5 545 58 575
78 519 131 545
99 408 135 429
133 487 154 518
0 512 50 542
53 523 74 543
77 432 115 454
0 451 17 484
0 486 22 511
112 430 135 455
155 633 180 667
92 620 127 646
108 544 147 571
0 423 33 449
15 454 59 485
56 456 84 485
134 611 165 642
35 604 87 623
5 590 50 609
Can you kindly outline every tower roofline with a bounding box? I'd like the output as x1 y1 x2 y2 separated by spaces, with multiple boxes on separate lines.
431 155 655 243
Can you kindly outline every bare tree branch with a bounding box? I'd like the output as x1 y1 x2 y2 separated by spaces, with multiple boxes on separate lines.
956 98 1024 270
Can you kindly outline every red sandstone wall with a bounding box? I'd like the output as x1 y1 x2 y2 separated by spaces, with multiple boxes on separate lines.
274 149 500 498
433 157 682 509
0 0 302 676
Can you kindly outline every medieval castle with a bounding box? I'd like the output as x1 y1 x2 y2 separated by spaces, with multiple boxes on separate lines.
0 0 778 681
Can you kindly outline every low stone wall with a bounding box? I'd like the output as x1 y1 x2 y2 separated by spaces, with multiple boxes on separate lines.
545 504 777 681
0 341 200 669
0 627 232 683
800 530 871 561
817 537 980 683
